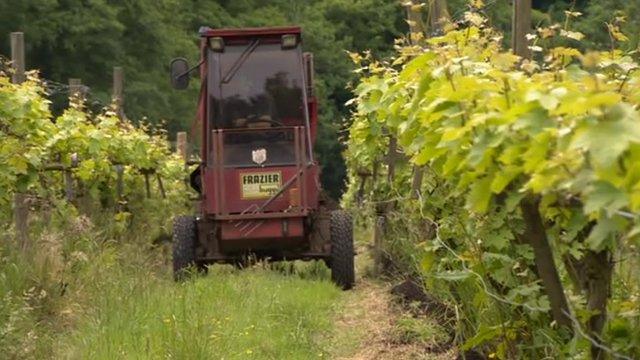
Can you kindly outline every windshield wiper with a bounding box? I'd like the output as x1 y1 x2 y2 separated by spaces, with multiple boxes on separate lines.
222 39 259 84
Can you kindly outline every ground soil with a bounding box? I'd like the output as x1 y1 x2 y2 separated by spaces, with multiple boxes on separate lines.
331 242 458 360
334 280 457 360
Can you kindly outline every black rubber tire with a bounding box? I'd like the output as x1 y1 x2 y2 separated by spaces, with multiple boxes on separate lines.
172 215 197 281
330 210 355 290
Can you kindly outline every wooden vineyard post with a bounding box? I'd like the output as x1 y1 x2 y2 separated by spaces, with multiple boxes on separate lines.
428 0 450 32
410 167 424 199
11 32 29 250
156 173 166 199
372 0 450 273
66 79 83 208
68 78 85 104
407 0 449 199
176 132 187 162
407 0 423 199
112 68 126 209
405 0 424 41
113 66 125 120
115 165 124 210
371 134 398 275
386 135 398 184
512 0 532 59
144 171 151 198
176 131 189 199
373 214 385 275
64 153 77 202
10 32 25 84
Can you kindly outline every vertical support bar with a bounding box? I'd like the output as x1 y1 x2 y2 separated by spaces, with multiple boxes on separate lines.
373 215 385 276
405 0 441 199
299 127 308 209
112 66 125 120
405 0 424 41
11 32 28 250
372 161 379 185
411 166 424 199
13 193 29 250
10 32 25 84
64 169 75 202
211 130 220 213
156 173 166 199
144 173 151 198
68 78 85 105
512 0 532 59
177 132 187 162
386 136 397 184
294 127 302 210
297 49 314 163
303 52 315 98
429 0 450 32
115 164 124 211
217 131 226 215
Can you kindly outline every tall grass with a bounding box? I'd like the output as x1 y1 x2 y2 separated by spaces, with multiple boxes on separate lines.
60 268 339 359
1 199 342 359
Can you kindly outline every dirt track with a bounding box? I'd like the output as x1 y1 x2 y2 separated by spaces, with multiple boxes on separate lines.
331 242 457 360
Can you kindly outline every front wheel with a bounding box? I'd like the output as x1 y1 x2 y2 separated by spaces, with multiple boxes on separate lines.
172 216 197 281
329 210 355 290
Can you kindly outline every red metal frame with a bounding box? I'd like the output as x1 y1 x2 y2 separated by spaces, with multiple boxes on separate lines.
199 26 301 38
195 27 321 248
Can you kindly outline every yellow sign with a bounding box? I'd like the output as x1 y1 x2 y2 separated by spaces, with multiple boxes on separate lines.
240 171 282 199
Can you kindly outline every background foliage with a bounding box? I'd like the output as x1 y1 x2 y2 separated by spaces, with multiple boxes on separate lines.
2 0 637 198
0 0 406 198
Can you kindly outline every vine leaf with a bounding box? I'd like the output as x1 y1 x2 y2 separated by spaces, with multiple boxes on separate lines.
583 181 629 216
466 176 492 213
490 166 521 193
571 104 640 166
586 216 626 251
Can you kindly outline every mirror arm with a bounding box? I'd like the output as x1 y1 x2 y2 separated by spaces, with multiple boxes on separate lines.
175 59 205 80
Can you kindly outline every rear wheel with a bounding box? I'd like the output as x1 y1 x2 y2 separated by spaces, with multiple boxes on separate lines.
173 216 197 281
330 210 355 290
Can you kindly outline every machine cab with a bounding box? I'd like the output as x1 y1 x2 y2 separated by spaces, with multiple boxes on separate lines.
173 26 319 220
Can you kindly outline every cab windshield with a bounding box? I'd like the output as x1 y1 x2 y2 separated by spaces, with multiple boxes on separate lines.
207 40 307 167
208 42 305 129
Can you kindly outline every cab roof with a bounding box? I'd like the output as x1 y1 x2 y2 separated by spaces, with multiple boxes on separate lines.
198 26 301 38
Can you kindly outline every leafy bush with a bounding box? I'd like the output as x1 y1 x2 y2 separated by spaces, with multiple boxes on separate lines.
0 69 187 220
345 6 640 359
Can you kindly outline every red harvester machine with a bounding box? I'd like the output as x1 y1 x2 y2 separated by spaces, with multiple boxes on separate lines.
170 26 354 289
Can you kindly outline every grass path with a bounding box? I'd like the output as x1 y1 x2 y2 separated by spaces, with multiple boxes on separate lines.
55 265 342 359
334 280 428 359
330 241 457 360
43 231 451 359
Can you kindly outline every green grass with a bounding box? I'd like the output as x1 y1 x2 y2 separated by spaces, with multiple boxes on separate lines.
58 266 341 359
1 205 345 360
392 314 450 348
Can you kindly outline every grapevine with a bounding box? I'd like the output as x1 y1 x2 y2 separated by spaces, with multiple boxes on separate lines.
0 68 187 222
345 8 640 359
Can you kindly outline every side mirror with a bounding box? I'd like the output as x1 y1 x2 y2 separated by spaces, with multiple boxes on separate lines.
170 58 190 90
